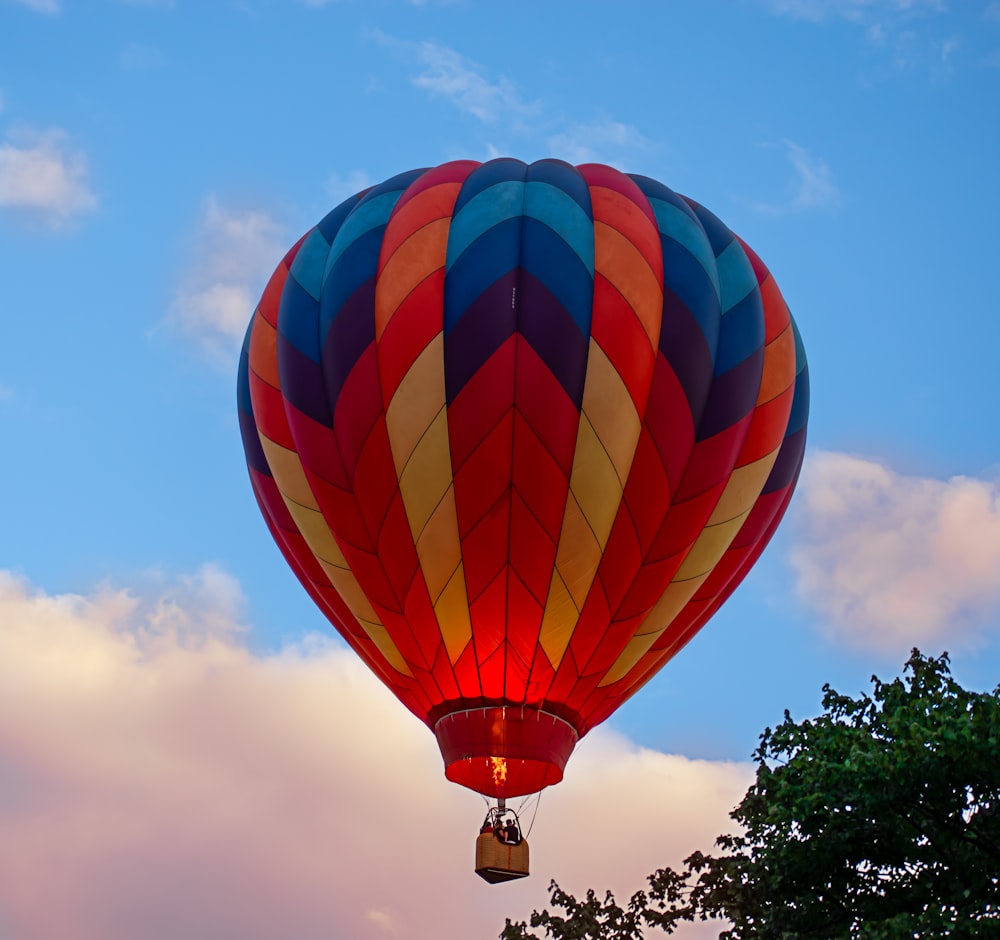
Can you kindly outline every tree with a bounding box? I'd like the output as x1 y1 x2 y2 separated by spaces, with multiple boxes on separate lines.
501 651 1000 940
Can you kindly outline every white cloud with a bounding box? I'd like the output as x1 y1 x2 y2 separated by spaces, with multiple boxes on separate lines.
168 195 287 365
327 169 373 205
370 33 656 162
547 120 652 167
6 0 60 13
790 451 1000 654
371 31 540 124
754 139 841 214
411 41 537 122
0 127 97 228
304 0 453 5
939 36 960 65
0 567 751 940
765 0 945 23
120 42 166 70
783 139 842 209
765 0 959 71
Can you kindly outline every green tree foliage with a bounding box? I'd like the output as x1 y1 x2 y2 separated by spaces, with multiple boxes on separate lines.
501 651 1000 940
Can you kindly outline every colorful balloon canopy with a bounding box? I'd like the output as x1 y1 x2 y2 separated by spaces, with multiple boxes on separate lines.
237 159 809 799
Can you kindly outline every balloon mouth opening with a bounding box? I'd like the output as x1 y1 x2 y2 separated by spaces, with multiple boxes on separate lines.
434 707 578 799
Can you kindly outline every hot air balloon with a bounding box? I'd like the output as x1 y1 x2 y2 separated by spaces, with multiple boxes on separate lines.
237 158 808 879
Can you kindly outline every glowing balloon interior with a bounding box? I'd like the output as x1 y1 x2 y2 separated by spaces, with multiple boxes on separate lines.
238 159 809 799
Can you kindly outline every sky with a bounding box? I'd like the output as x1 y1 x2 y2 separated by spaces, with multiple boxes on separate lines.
1 1 999 938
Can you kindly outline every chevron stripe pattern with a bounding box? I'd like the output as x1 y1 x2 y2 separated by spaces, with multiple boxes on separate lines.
238 158 809 797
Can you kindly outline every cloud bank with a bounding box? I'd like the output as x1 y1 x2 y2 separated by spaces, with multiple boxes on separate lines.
0 567 750 940
791 451 1000 654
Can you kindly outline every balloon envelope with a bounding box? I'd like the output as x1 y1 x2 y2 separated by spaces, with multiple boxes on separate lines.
238 159 809 798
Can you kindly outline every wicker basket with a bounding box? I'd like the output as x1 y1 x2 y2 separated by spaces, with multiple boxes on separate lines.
475 832 530 883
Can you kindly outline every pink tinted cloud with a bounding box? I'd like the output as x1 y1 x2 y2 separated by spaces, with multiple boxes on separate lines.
0 567 751 940
791 451 1000 653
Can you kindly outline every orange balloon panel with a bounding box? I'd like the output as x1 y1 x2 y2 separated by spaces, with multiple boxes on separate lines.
237 159 809 798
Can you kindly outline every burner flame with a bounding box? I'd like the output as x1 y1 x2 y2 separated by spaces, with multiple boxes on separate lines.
490 756 507 788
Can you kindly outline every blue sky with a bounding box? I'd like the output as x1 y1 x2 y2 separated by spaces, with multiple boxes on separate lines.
2 1 999 938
